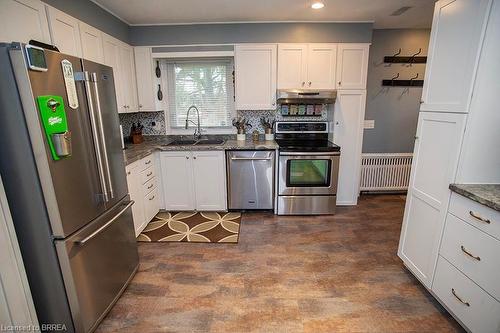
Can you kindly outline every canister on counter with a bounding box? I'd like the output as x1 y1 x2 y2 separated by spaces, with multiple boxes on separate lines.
306 104 314 115
298 104 306 115
281 104 289 115
314 104 323 115
290 104 298 115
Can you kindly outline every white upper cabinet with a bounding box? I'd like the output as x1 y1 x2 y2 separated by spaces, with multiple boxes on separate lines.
421 0 491 113
46 6 81 57
133 47 157 111
277 44 308 89
235 44 277 110
119 44 138 112
102 34 123 112
307 44 337 89
398 112 467 288
0 0 51 44
79 22 103 63
336 43 369 90
278 43 337 89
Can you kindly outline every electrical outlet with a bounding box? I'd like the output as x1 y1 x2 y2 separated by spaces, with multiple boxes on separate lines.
364 120 375 129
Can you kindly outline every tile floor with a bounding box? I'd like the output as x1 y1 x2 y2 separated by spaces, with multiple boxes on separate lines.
96 195 464 333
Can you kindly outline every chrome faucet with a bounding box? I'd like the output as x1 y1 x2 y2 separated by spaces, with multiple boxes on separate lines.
185 105 202 139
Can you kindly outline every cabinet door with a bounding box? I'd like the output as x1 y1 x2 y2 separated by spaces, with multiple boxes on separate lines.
0 0 51 44
126 163 145 236
79 22 103 63
119 44 138 112
336 44 369 90
160 152 195 211
235 44 277 110
46 6 81 57
421 0 491 113
398 112 466 288
307 44 337 89
332 90 366 205
102 34 124 113
133 47 156 111
277 44 308 89
192 151 227 211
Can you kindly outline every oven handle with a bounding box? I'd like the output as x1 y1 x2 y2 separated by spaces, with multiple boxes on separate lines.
280 152 340 156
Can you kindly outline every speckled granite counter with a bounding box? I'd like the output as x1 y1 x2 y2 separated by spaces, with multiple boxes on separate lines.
123 135 278 166
449 184 500 212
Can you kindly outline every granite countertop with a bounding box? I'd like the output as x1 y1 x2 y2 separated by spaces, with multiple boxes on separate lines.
449 184 500 212
123 135 279 166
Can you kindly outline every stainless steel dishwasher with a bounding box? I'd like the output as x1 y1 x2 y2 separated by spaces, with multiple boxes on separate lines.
227 150 275 210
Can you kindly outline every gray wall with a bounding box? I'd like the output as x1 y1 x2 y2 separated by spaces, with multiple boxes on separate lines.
130 23 373 45
41 0 129 43
362 29 430 153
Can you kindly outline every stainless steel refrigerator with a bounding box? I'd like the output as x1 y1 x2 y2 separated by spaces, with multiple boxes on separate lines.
0 42 139 333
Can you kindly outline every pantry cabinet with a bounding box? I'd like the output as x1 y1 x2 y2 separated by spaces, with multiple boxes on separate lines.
160 151 227 211
234 44 277 110
79 22 104 63
277 43 337 89
420 0 491 113
133 47 157 111
398 112 466 288
46 6 82 57
336 44 369 90
102 33 123 111
0 0 51 44
126 154 160 236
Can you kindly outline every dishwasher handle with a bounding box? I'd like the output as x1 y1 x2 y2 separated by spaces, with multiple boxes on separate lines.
230 157 273 161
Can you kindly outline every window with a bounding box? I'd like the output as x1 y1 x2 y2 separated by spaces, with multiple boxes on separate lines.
166 59 234 129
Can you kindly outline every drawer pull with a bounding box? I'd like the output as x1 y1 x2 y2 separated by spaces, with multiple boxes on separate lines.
451 288 470 307
469 210 491 224
146 172 153 177
145 160 151 165
149 195 155 201
147 183 154 189
461 245 481 261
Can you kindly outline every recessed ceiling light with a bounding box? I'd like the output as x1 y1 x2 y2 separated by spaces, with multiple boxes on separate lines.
311 2 325 9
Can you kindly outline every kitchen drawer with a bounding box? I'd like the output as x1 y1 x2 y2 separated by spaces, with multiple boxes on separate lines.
142 177 157 196
440 213 500 301
432 256 500 333
141 155 154 171
140 165 155 185
449 192 500 240
144 188 159 223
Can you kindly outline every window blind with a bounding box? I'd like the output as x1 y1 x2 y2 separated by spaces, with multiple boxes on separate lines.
166 59 234 128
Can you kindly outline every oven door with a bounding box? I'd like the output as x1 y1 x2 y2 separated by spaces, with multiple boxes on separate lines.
279 152 340 196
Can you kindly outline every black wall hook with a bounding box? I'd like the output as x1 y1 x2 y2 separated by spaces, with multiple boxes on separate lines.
384 47 427 64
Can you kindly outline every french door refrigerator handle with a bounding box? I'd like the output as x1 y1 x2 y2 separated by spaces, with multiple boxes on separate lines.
91 72 114 199
75 200 134 245
78 71 109 202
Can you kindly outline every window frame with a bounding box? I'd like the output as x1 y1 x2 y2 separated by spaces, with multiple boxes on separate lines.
163 58 237 135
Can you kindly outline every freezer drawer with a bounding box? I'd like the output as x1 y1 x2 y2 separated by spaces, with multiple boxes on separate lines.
227 150 275 210
55 197 139 333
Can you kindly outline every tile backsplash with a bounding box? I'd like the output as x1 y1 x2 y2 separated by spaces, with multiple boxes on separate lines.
119 106 328 136
119 111 166 136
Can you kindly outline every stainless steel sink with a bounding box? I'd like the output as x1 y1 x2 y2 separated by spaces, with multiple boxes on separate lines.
166 138 225 146
195 139 225 145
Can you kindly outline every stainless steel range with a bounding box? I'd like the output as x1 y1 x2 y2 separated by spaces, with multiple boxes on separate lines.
275 121 340 215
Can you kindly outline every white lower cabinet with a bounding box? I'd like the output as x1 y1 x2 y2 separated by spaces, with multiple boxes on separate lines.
433 256 500 333
398 112 466 288
160 150 227 211
126 154 159 236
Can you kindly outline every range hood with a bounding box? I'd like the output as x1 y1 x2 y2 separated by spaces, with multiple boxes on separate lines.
277 89 337 104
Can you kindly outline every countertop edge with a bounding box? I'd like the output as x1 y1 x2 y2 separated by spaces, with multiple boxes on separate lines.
449 184 500 212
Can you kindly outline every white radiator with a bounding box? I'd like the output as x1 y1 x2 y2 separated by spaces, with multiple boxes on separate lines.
360 153 413 192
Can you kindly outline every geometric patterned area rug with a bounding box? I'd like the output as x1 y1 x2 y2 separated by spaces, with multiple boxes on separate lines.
137 211 241 243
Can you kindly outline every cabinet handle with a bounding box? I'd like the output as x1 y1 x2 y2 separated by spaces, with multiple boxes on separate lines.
461 245 481 261
420 100 424 104
338 81 341 86
139 104 143 108
469 211 491 224
147 183 154 189
145 160 151 165
414 136 419 140
302 82 305 86
146 172 153 177
186 156 189 159
193 156 197 159
308 81 311 86
127 171 131 175
149 195 155 201
451 288 470 307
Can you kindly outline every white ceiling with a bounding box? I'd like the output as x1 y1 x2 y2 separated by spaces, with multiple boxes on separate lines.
92 0 436 29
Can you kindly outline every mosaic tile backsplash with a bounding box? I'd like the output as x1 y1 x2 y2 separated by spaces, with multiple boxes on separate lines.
119 111 166 136
119 106 328 136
